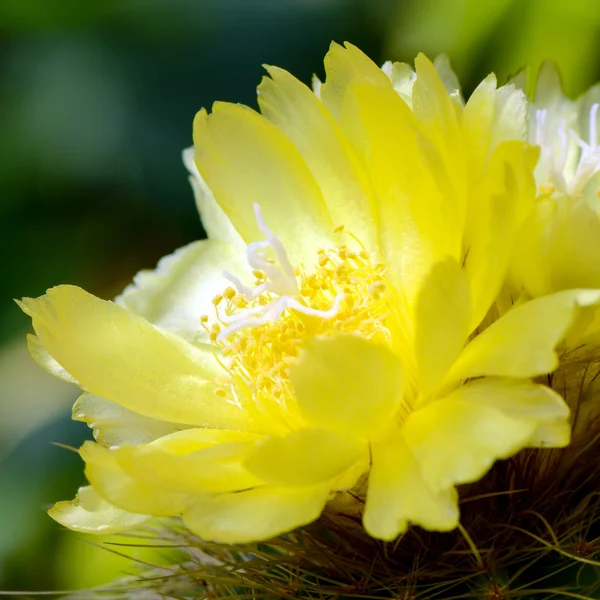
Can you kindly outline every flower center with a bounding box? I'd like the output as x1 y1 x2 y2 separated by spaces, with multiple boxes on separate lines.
535 103 600 196
202 205 393 429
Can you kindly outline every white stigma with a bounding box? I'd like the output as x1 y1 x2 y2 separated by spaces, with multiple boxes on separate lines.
218 204 343 340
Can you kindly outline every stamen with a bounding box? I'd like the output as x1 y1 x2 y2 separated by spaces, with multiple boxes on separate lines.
590 103 598 148
535 109 547 146
253 204 297 284
205 212 395 424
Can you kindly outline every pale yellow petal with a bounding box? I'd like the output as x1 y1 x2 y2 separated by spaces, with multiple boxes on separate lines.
19 285 257 431
257 66 378 250
453 377 569 421
182 146 246 252
73 393 187 447
114 429 264 494
183 485 330 543
290 334 403 440
532 62 579 186
320 41 390 121
463 75 527 168
451 377 570 449
433 54 462 100
245 428 367 487
49 486 149 534
489 83 528 150
388 61 416 107
403 399 535 491
529 420 571 448
81 442 190 516
446 290 600 383
26 333 78 384
193 103 333 264
414 259 471 395
116 239 248 342
364 434 458 541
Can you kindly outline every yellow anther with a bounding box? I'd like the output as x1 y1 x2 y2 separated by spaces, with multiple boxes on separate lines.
212 294 224 306
332 224 345 234
200 315 209 324
214 388 228 397
253 269 267 281
223 287 236 300
231 296 248 308
539 184 555 195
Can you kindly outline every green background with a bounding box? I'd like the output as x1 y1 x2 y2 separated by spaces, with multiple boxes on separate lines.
1 0 600 593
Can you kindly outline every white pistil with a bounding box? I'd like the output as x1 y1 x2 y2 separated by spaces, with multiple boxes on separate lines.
218 203 343 340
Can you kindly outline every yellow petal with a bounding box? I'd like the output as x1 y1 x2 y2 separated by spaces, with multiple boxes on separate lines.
114 429 264 494
510 196 556 298
414 259 471 395
73 393 187 448
116 239 248 343
413 54 467 227
290 334 403 440
183 485 330 543
257 65 378 250
245 428 367 487
453 377 569 421
489 83 528 150
464 141 538 328
320 41 390 121
26 333 78 384
343 80 450 299
446 290 600 383
529 420 571 448
364 434 458 541
402 398 536 491
19 285 257 431
49 486 149 534
462 74 496 176
81 441 190 516
182 146 246 252
451 377 570 449
193 103 333 264
548 198 600 291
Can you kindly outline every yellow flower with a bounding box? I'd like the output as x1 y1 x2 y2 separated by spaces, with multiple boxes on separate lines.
20 43 598 544
509 62 600 298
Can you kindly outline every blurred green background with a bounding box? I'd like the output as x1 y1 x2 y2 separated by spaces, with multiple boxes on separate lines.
1 0 600 593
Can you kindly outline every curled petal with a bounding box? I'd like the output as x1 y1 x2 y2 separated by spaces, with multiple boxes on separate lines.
49 486 149 534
